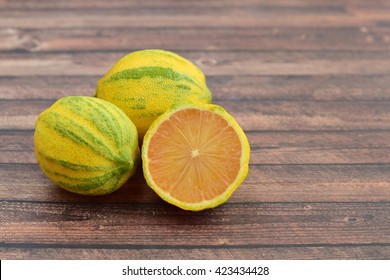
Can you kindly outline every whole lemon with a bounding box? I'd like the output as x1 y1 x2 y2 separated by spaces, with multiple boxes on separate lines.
34 96 139 195
95 49 212 137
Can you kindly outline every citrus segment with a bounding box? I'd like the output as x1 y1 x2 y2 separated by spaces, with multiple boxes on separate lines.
142 104 250 211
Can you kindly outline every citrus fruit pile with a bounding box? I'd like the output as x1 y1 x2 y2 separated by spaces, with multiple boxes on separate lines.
34 49 250 211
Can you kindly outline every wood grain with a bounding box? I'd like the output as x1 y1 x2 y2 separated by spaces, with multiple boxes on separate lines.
1 201 389 246
1 163 389 203
1 51 390 77
1 26 389 53
1 8 390 29
2 130 390 165
1 74 390 101
1 245 390 260
1 100 389 131
0 0 389 260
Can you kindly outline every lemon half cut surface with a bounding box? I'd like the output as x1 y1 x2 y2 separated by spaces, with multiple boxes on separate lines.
142 104 250 211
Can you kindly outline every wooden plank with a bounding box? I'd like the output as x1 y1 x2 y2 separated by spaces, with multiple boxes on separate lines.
1 51 390 77
1 51 389 77
1 0 389 10
0 0 352 10
1 130 390 165
0 201 389 246
248 130 390 164
0 3 348 16
1 163 389 203
1 99 389 131
220 100 390 131
1 8 390 29
1 245 390 260
1 75 390 101
209 74 390 101
1 26 389 53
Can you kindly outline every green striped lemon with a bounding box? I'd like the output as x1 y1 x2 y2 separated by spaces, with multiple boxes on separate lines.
34 96 139 195
95 49 212 137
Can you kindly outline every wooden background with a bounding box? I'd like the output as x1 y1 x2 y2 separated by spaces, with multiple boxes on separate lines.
1 0 390 260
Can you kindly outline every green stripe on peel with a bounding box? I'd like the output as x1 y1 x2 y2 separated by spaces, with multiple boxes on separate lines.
58 167 127 192
37 150 112 171
105 66 202 89
59 178 114 192
43 112 124 163
42 165 127 185
129 98 146 110
176 84 191 91
60 98 115 146
78 97 122 148
141 50 201 72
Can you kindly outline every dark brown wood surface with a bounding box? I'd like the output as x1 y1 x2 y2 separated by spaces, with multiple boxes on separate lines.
1 0 389 260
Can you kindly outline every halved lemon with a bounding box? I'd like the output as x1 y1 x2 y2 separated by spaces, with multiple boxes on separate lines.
142 104 250 211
